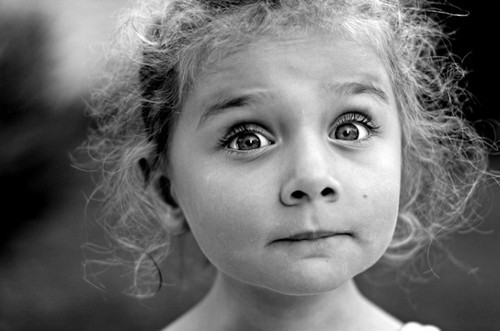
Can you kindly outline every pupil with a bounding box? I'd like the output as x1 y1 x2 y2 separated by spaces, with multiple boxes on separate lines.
335 123 359 140
237 133 261 150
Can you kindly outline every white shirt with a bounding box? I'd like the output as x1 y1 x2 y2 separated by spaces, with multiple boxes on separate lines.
401 322 441 331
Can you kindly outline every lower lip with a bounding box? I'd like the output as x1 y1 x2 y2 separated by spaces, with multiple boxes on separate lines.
271 235 351 257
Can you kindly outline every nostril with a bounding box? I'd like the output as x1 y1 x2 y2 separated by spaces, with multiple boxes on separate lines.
290 188 335 200
291 190 307 199
321 187 335 196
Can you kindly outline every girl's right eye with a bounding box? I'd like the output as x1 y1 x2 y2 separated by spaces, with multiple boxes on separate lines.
220 124 274 151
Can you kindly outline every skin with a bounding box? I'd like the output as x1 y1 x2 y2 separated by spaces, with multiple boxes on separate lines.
163 32 403 331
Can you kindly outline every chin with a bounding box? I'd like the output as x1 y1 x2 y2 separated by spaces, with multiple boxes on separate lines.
255 264 356 296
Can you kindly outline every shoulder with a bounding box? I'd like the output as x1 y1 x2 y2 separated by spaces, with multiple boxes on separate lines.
159 302 222 331
401 322 441 331
160 313 202 331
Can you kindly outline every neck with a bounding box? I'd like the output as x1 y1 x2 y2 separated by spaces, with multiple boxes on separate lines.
196 272 373 331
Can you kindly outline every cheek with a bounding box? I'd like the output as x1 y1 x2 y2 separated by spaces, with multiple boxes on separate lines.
172 164 273 263
356 157 401 253
363 186 399 242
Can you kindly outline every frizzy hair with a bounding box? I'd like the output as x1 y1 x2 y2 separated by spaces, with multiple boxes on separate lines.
80 0 491 297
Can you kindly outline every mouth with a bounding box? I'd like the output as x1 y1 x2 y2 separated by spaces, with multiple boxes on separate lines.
273 231 352 243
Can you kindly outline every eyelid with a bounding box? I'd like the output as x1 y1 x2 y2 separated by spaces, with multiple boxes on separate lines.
221 123 268 142
334 111 376 126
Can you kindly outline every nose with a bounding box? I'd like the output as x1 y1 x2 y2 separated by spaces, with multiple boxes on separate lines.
279 138 341 206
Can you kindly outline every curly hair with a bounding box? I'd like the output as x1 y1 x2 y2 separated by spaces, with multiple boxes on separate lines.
81 0 492 297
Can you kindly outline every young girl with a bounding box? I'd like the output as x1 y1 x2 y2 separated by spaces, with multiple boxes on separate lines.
83 0 493 330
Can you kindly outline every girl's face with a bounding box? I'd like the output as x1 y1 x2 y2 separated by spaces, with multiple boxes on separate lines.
167 32 402 295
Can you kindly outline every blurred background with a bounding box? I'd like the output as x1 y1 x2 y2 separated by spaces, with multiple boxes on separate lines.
0 0 498 330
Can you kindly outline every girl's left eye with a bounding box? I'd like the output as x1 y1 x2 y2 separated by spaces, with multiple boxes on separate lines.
333 122 369 140
222 124 273 151
329 112 379 142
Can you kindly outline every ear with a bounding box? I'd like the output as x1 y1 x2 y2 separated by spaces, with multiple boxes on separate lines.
154 174 189 235
139 158 188 234
138 157 179 208
156 175 179 208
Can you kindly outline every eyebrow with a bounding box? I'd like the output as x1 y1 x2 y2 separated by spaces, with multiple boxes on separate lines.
326 81 390 105
197 92 271 129
197 81 390 129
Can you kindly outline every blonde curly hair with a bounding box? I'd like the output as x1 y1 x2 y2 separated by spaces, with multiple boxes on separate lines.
81 0 491 297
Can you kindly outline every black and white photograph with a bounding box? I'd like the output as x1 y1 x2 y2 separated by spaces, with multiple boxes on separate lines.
1 1 499 330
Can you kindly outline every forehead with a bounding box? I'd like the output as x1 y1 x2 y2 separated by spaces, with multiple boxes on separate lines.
186 32 393 106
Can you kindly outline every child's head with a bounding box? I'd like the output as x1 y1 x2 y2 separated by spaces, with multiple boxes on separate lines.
85 0 489 297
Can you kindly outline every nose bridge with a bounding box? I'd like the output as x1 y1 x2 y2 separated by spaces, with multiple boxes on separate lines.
280 129 340 205
292 130 328 177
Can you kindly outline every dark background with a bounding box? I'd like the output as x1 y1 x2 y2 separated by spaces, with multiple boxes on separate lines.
0 1 498 330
